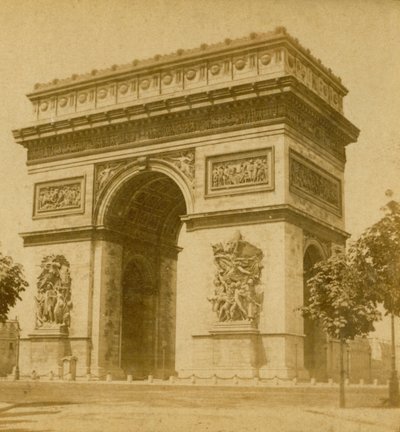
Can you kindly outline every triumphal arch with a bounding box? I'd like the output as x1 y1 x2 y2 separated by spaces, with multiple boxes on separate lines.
13 28 359 380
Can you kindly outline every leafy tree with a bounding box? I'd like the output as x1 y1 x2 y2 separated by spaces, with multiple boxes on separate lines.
352 192 400 406
300 249 381 408
0 252 28 322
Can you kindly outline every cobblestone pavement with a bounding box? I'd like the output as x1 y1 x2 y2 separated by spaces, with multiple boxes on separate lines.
0 382 399 432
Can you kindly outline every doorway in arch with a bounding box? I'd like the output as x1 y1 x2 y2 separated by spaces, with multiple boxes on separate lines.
102 170 187 378
303 244 328 382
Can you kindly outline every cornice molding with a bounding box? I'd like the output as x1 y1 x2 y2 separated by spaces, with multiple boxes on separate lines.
20 205 349 247
15 84 358 165
181 204 349 243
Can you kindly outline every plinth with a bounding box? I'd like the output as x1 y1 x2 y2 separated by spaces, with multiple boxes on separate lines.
191 321 261 378
28 325 70 376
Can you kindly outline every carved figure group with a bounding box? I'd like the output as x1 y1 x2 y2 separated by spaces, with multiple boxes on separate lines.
38 184 81 212
34 255 73 329
208 231 263 324
290 158 339 208
211 156 268 189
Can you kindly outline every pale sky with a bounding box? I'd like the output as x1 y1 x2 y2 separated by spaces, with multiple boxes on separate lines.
0 0 399 262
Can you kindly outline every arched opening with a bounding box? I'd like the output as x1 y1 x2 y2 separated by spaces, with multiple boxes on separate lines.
103 170 187 378
303 244 327 381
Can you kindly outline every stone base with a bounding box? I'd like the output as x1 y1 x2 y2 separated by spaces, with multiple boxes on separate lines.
25 326 70 376
190 321 260 378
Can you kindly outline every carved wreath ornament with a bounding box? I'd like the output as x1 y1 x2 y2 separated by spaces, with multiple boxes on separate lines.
34 255 73 329
208 231 264 325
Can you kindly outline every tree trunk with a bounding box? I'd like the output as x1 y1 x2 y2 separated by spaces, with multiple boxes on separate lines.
339 338 346 408
389 312 399 407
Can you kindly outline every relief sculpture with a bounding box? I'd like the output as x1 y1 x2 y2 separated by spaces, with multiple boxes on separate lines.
163 150 195 182
34 255 73 329
289 151 341 212
34 177 84 217
208 231 263 325
37 184 80 212
211 155 269 189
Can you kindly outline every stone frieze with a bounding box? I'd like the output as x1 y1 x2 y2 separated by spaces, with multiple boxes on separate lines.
34 177 85 218
206 148 273 196
26 94 348 163
289 150 341 214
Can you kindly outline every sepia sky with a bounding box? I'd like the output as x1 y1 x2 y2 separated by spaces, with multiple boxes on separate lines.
0 0 399 261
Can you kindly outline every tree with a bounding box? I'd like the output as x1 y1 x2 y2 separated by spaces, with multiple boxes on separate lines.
352 191 400 407
0 252 28 322
300 249 381 408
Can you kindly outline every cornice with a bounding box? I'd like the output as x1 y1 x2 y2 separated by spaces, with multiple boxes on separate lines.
14 82 358 166
182 205 349 243
20 205 349 247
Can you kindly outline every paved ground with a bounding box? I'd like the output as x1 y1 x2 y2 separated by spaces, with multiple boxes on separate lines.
0 381 399 432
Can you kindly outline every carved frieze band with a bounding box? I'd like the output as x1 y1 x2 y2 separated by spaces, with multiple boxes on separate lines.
289 150 341 215
94 149 195 203
206 148 273 197
33 176 85 218
26 94 347 163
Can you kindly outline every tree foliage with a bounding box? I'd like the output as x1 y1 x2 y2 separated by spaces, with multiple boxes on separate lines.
352 198 400 315
300 250 381 341
0 252 28 322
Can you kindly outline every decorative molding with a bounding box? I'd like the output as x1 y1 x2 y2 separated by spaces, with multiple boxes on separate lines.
181 205 349 242
289 150 342 215
27 29 346 127
208 231 264 325
23 92 354 164
34 254 72 330
205 148 273 197
20 204 350 247
33 176 85 218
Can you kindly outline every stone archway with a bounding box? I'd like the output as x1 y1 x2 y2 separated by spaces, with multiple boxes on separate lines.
93 168 188 378
303 242 328 382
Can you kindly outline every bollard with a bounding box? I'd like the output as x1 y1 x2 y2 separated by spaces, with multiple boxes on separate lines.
311 377 316 386
127 375 133 383
148 375 153 384
106 373 112 382
31 370 38 381
49 370 54 381
373 378 378 386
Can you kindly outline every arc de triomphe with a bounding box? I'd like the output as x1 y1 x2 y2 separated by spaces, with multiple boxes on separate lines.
13 28 358 380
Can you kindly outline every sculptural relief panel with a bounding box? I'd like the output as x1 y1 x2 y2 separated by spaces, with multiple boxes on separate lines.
33 176 85 218
289 150 342 215
34 254 73 331
205 148 273 197
208 231 264 326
